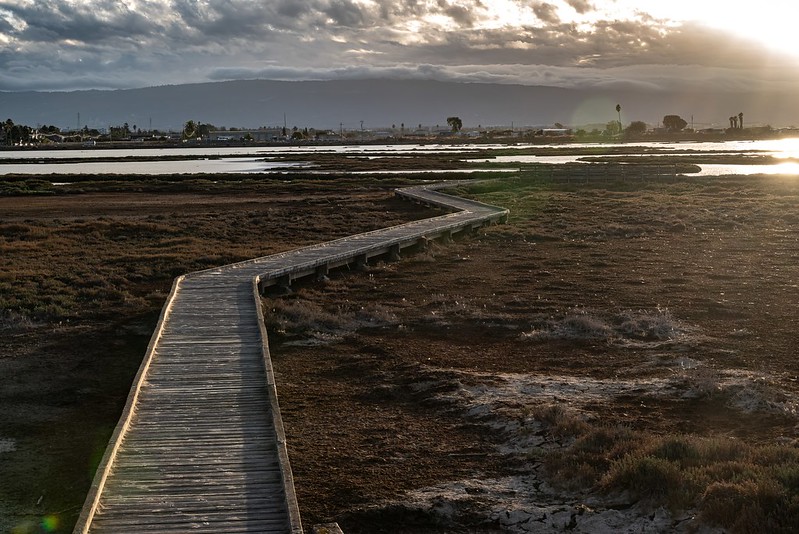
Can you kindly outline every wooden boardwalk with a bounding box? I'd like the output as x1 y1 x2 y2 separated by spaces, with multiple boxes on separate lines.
74 183 508 534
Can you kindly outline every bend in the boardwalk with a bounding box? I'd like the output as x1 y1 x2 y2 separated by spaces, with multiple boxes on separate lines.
74 183 508 534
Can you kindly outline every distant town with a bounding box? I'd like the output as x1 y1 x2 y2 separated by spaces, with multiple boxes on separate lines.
2 113 797 148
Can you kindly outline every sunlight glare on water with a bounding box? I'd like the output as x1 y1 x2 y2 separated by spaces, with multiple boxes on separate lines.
696 162 799 177
769 138 799 159
1 138 799 175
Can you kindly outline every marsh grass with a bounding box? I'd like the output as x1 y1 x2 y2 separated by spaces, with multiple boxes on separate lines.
521 307 682 344
265 295 399 340
1 186 428 323
0 309 36 332
536 404 799 532
0 182 438 532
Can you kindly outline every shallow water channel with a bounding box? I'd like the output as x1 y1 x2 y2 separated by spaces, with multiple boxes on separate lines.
1 138 799 176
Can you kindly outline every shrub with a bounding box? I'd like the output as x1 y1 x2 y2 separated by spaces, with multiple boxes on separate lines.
521 307 683 344
544 425 643 491
536 419 799 530
616 307 677 340
0 309 35 331
532 404 590 440
601 455 685 502
267 298 354 336
702 479 798 533
701 481 756 527
651 436 700 464
265 297 399 339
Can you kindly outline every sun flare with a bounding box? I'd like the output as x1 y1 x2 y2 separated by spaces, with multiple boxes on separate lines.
624 1 799 59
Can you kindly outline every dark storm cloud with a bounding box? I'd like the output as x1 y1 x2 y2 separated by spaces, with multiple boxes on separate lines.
208 63 507 84
327 0 368 26
0 0 155 44
0 0 796 93
0 15 11 34
275 0 308 20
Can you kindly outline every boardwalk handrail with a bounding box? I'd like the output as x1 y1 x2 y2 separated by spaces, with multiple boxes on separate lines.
74 180 508 534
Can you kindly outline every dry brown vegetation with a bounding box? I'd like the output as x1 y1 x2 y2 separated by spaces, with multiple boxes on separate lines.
0 180 431 533
267 174 799 532
4 167 799 533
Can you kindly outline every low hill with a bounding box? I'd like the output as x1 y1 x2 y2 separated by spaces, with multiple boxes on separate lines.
0 79 795 131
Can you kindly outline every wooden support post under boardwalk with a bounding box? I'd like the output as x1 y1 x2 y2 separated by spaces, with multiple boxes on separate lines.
388 244 401 262
417 236 430 251
275 273 292 293
316 264 329 281
74 180 508 534
354 254 368 271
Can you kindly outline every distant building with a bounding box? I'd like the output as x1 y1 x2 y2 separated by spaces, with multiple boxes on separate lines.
209 128 284 142
541 128 571 136
315 131 342 141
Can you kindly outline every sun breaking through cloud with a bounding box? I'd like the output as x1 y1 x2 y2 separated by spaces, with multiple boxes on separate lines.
0 0 796 92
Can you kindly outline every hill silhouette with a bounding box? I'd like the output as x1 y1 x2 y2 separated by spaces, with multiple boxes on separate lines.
0 79 795 131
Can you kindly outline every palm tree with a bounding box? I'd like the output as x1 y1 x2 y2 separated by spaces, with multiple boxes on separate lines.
738 112 744 130
2 119 12 146
616 104 622 134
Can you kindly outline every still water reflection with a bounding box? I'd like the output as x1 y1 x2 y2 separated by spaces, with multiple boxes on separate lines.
1 139 798 176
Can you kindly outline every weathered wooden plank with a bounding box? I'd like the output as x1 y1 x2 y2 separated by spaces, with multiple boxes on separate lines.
94 509 290 521
77 182 508 534
90 521 289 534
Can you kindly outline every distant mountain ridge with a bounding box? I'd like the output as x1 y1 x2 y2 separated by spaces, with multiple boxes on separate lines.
0 79 795 132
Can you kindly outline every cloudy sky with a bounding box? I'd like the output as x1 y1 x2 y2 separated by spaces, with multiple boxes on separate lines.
1 0 798 93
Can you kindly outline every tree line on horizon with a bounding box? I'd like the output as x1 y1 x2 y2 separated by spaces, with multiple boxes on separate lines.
0 109 764 146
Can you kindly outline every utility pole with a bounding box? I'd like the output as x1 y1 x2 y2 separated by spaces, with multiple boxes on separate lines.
339 122 343 138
